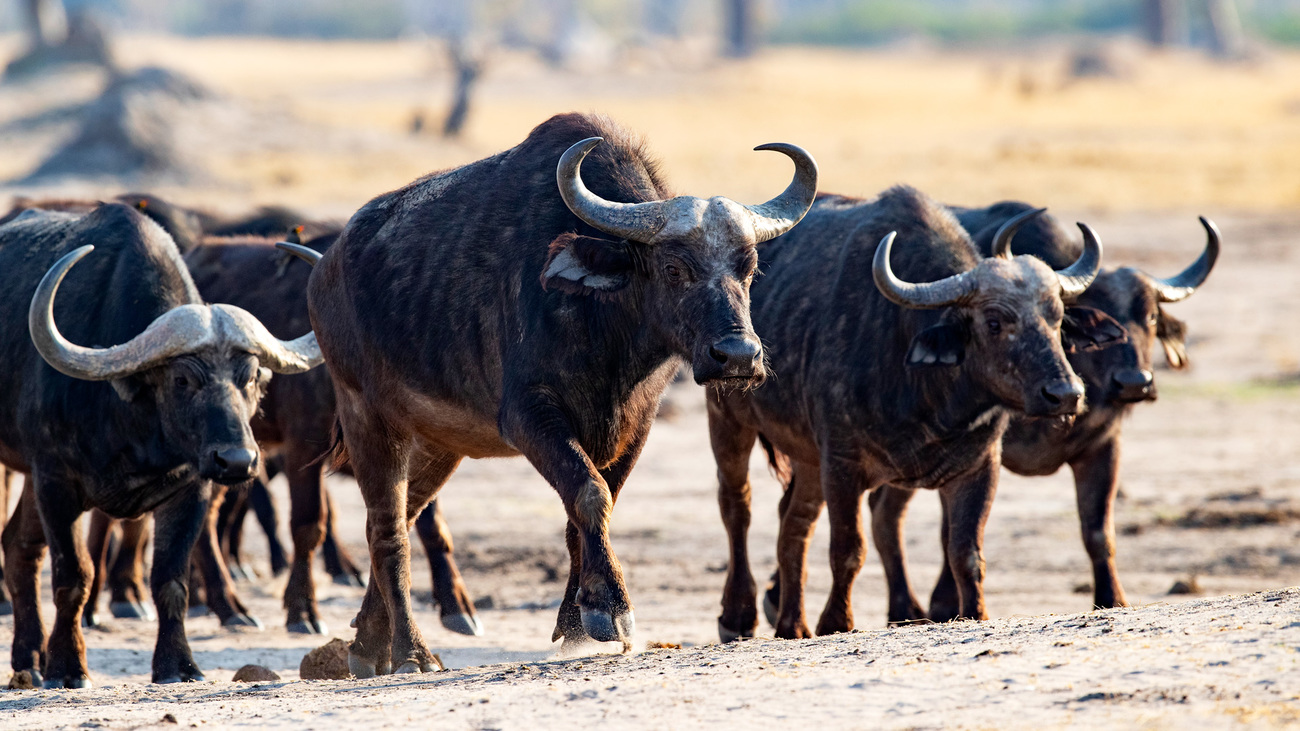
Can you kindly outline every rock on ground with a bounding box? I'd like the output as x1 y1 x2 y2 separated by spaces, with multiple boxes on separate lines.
299 638 351 681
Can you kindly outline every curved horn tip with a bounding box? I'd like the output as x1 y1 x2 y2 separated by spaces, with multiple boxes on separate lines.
564 137 604 159
275 242 321 266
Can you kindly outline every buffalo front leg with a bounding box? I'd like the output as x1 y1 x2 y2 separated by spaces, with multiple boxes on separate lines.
4 481 48 684
868 486 928 625
935 459 999 621
529 404 651 651
773 460 824 639
414 499 481 637
1071 438 1129 609
815 461 869 636
150 483 210 684
927 506 961 622
192 484 260 629
32 474 93 688
284 452 329 635
708 401 759 643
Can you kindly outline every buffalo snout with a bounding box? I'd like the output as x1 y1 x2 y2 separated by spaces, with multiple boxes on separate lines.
694 335 764 385
203 446 259 484
1111 368 1156 403
1033 378 1086 416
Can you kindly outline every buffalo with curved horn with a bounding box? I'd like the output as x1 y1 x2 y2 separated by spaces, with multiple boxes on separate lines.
708 185 1120 643
0 203 320 688
302 112 815 677
864 205 1221 624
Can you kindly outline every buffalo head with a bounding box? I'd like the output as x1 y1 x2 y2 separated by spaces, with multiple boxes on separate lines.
29 245 322 484
544 137 819 386
874 208 1113 418
1066 217 1219 405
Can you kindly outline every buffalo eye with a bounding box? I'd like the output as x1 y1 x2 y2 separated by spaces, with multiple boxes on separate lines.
664 263 682 282
986 317 1001 335
174 375 190 390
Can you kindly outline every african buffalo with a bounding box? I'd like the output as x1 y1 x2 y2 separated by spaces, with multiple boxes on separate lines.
0 203 320 687
291 112 817 675
866 204 1219 621
709 187 1115 642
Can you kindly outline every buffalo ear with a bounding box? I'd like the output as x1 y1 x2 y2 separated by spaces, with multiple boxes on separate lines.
110 376 143 402
1156 307 1189 369
906 322 966 369
1062 306 1128 353
541 233 634 295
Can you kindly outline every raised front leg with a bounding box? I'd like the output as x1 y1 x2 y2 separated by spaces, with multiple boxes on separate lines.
1070 438 1129 609
708 401 759 643
150 483 211 684
774 460 824 639
284 449 329 635
934 458 999 621
868 486 928 625
192 484 261 629
816 460 869 636
4 482 48 684
506 395 648 650
414 499 481 636
32 474 93 688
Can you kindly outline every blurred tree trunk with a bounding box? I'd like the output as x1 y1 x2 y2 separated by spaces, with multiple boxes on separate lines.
21 0 68 49
1142 0 1188 47
442 38 481 138
723 0 757 58
1205 0 1245 58
645 0 685 39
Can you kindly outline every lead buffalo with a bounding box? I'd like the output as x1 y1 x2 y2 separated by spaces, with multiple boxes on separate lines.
868 203 1219 621
708 186 1116 641
0 204 320 687
294 112 817 676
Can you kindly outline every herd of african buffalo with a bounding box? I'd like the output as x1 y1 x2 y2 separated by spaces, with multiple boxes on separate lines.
0 111 1220 688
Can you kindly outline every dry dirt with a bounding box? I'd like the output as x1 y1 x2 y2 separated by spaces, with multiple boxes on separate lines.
0 36 1299 730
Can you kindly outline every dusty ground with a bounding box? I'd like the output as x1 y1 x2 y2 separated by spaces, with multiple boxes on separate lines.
0 35 1299 729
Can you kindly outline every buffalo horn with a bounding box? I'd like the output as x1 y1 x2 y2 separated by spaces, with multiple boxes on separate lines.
744 143 819 243
1150 216 1220 303
1056 223 1103 299
990 207 1047 259
873 231 978 309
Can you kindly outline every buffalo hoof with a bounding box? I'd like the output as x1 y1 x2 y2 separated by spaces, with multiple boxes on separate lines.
223 613 264 630
393 661 422 674
0 600 12 617
43 675 93 689
579 606 634 644
82 611 100 628
286 618 328 635
24 669 43 686
440 613 483 637
227 563 250 582
155 670 205 684
187 606 210 618
345 647 384 676
763 593 779 629
717 619 753 644
110 600 155 621
332 573 366 588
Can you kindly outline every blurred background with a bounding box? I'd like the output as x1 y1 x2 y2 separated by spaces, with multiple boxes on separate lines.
0 0 1297 215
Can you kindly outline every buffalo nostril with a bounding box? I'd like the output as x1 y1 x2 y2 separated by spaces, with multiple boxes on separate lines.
213 448 257 474
710 336 762 367
1042 380 1084 411
1113 369 1154 389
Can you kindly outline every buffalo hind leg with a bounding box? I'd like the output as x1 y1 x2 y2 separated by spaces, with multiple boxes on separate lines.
0 467 14 616
150 483 210 683
284 449 329 635
709 401 759 642
33 473 93 688
868 486 928 625
774 460 824 639
250 464 289 577
4 482 48 684
1071 438 1129 609
414 499 481 636
83 510 114 628
192 484 261 629
544 409 652 652
815 461 869 636
108 516 153 620
218 483 251 581
321 490 365 587
934 459 998 621
761 477 799 629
